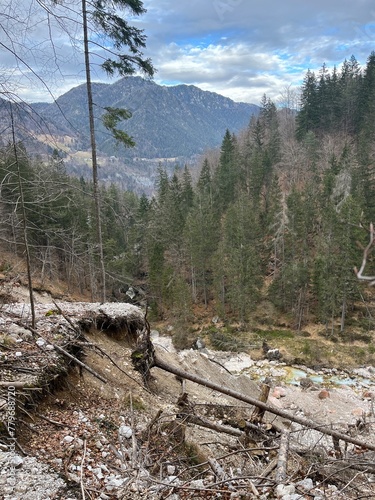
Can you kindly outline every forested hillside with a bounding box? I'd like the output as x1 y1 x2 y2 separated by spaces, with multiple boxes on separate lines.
30 77 259 160
1 52 375 339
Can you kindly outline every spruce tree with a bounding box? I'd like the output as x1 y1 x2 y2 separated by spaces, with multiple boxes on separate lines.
296 70 319 140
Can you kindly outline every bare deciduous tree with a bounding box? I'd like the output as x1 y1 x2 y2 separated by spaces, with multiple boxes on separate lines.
354 222 375 285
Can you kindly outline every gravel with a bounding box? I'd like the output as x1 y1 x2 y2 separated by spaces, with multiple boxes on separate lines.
0 451 78 499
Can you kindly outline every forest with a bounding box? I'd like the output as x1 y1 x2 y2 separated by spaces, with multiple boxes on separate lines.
1 52 375 339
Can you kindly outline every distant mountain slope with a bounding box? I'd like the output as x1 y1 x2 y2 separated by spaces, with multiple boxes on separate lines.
33 77 259 159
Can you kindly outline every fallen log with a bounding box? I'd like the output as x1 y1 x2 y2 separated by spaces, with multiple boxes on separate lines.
275 429 290 484
181 413 243 437
153 355 375 452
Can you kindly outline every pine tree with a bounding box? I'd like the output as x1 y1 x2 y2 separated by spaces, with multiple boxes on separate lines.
213 129 238 212
296 70 319 140
213 193 262 322
340 56 361 134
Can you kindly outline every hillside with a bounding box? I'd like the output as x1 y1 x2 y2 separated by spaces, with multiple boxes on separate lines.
0 284 375 499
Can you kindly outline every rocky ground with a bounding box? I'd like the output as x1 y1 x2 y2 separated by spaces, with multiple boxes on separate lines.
0 294 375 499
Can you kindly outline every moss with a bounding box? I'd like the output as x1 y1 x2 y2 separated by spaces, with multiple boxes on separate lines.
253 329 294 340
183 441 207 467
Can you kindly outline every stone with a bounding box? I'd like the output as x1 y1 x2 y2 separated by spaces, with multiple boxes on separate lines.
167 465 176 475
363 390 374 399
353 367 372 378
11 455 24 468
95 440 103 450
105 475 126 490
276 386 287 397
299 377 313 389
318 389 330 399
62 435 75 444
276 483 295 497
351 407 365 416
296 477 314 491
119 425 132 439
266 348 281 361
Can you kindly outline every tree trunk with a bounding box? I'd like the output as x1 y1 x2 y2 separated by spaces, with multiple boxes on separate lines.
82 0 106 302
10 105 35 328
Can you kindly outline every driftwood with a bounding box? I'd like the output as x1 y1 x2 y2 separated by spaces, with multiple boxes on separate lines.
153 355 375 452
181 413 243 437
208 457 227 481
275 429 290 484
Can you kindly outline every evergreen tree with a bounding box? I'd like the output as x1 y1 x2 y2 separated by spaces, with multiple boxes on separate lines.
213 129 238 212
340 56 361 134
213 193 262 322
184 163 219 305
296 70 319 140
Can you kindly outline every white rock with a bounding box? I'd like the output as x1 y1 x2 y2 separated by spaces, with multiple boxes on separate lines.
95 440 103 450
167 465 176 475
119 425 132 439
15 351 22 357
167 476 180 484
45 344 55 351
276 484 295 497
296 478 314 491
36 339 45 347
353 367 372 379
93 468 104 480
11 455 23 468
189 479 204 488
105 476 125 490
62 435 75 444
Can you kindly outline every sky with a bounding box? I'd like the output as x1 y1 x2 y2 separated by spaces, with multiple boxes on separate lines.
1 0 375 105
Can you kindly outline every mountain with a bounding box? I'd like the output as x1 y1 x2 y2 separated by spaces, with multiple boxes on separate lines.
32 77 259 159
1 78 259 193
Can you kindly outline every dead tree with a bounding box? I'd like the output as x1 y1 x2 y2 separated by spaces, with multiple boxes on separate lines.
354 222 375 285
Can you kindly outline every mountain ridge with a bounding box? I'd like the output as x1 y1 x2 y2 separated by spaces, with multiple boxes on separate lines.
32 76 260 159
0 78 259 193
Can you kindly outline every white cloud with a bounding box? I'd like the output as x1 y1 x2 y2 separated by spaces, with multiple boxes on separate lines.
1 0 375 104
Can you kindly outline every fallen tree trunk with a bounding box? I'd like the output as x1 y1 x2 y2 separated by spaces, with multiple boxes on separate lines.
181 413 243 437
275 429 290 484
154 355 375 452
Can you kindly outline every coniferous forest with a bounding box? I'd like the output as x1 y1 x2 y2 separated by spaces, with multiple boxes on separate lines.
1 52 375 338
